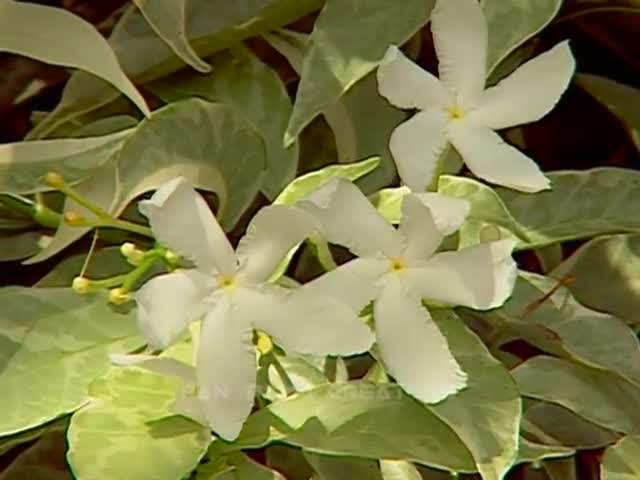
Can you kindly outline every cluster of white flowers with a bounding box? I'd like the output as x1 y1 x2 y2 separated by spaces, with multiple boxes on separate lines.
112 0 574 441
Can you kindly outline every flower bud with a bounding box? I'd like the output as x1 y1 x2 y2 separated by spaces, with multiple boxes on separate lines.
63 210 87 227
120 242 144 266
255 331 273 355
72 276 90 294
164 249 179 265
45 172 64 189
108 287 130 305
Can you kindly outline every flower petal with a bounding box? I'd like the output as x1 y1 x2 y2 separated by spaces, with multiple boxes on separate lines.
236 205 318 283
406 239 517 309
390 110 449 192
374 279 467 403
377 45 449 110
431 0 488 104
135 270 212 350
299 178 403 258
139 177 236 274
109 353 196 380
470 41 575 130
414 192 470 235
249 285 374 356
171 384 208 427
448 123 550 192
398 195 444 262
302 258 389 313
197 295 256 440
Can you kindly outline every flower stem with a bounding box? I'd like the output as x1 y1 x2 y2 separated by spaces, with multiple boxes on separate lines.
309 237 337 271
0 193 60 229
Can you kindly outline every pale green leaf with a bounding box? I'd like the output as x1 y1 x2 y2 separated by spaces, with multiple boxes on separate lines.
513 356 640 435
543 457 577 480
0 130 131 194
219 452 287 479
149 46 297 199
67 346 210 480
27 99 266 263
0 431 71 480
264 355 328 402
274 156 380 205
552 233 640 326
131 0 210 73
0 287 140 436
482 0 563 75
0 1 150 117
514 437 574 466
264 29 402 192
29 0 324 139
379 460 422 480
601 436 640 480
577 74 640 130
497 168 640 249
284 0 436 145
0 231 43 261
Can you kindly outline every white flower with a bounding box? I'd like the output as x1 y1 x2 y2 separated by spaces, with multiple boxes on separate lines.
114 177 373 440
376 0 576 193
298 179 517 403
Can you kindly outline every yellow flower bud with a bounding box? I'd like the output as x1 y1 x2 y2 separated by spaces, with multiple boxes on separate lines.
256 331 273 355
45 172 64 189
63 210 87 227
108 287 130 305
72 276 90 294
120 242 144 265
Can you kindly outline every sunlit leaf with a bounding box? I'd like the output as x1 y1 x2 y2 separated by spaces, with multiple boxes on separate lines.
305 452 383 479
0 287 140 436
284 0 436 145
0 1 150 117
601 435 640 480
379 459 422 480
149 46 297 199
131 0 211 73
514 437 574 466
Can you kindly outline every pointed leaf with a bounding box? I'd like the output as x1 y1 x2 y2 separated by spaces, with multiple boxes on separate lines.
602 436 640 480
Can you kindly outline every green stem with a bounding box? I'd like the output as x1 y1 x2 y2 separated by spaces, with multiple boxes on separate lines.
309 237 337 271
121 255 160 291
0 193 60 228
95 218 154 238
270 354 296 397
56 184 111 219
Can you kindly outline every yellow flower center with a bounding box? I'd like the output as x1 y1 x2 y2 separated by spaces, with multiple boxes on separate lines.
389 257 405 273
447 103 465 121
217 273 236 289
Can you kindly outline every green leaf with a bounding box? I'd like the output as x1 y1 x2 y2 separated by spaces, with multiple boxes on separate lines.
208 452 286 479
601 436 640 480
552 234 640 326
274 157 380 205
305 452 383 479
131 0 211 73
0 1 150 117
0 130 131 194
67 346 211 480
513 356 640 435
482 0 563 75
379 460 422 480
577 74 640 142
27 99 266 263
0 287 140 436
497 168 640 249
29 0 324 139
514 437 574 467
0 231 44 261
149 46 297 199
263 355 329 402
284 0 436 145
0 431 71 480
264 30 403 193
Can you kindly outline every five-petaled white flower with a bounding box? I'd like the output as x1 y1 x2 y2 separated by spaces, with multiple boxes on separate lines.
298 179 517 403
376 0 576 193
112 177 373 440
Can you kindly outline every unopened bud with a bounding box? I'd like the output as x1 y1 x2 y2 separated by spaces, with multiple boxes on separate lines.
255 331 273 355
45 172 65 189
64 210 87 227
108 287 130 305
164 249 179 265
479 224 502 243
72 276 90 294
120 242 144 265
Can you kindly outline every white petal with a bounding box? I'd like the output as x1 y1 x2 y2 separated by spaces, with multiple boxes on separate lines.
398 195 444 262
414 192 470 235
406 239 517 309
135 270 212 350
374 280 467 403
470 41 575 130
171 384 209 427
109 353 196 381
236 205 318 283
389 110 449 192
250 285 374 356
302 258 388 313
431 0 488 104
197 295 256 440
448 123 550 192
139 177 236 274
299 178 403 258
377 45 449 110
